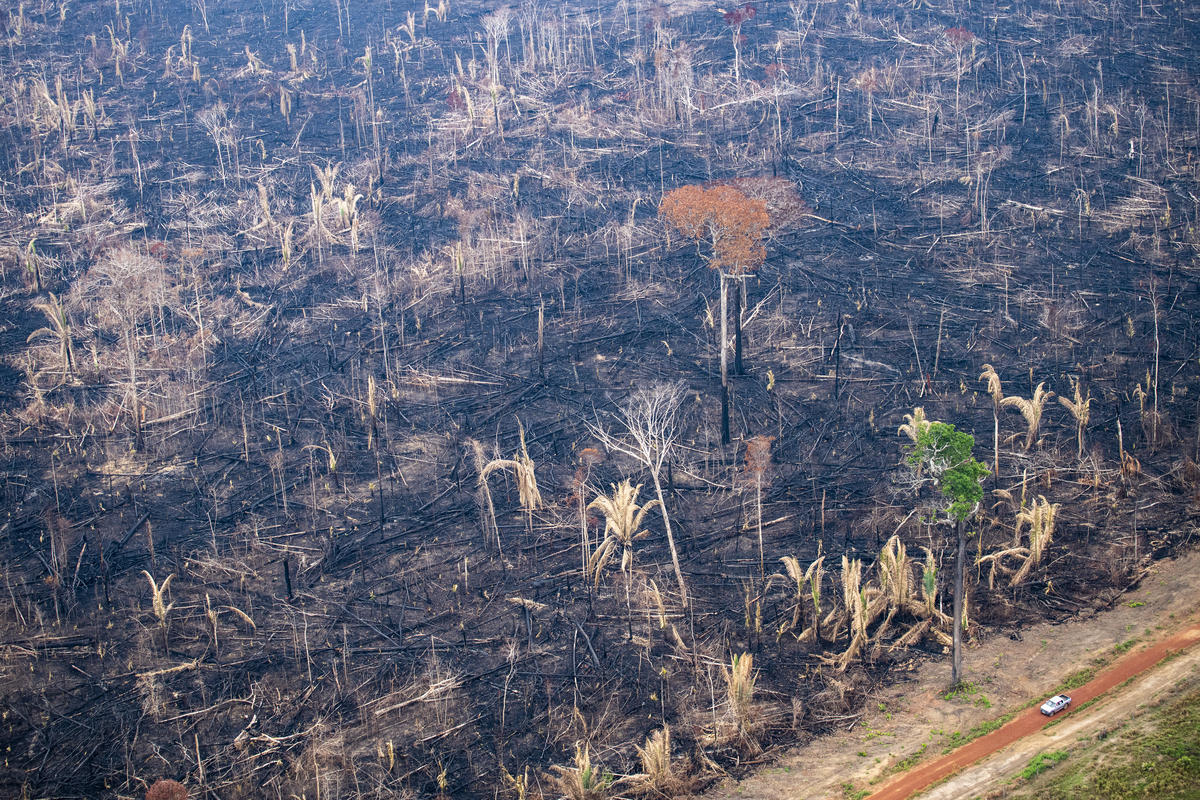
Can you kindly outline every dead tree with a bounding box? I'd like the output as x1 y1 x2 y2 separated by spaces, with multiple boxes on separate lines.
589 381 690 609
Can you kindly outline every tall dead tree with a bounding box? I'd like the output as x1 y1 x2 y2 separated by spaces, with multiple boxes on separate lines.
70 245 176 450
660 185 768 444
589 381 690 609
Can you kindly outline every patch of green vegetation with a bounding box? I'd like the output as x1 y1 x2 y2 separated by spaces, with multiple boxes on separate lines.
941 713 1014 753
890 741 928 773
841 781 869 799
1057 667 1095 692
1019 750 1069 780
1010 685 1200 799
1112 638 1137 654
943 680 992 708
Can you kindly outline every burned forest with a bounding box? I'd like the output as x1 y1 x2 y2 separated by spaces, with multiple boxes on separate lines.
0 0 1198 798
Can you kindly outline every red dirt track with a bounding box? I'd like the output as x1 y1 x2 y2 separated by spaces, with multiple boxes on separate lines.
867 621 1200 800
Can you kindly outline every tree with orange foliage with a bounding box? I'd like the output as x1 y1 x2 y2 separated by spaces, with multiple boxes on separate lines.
660 184 769 443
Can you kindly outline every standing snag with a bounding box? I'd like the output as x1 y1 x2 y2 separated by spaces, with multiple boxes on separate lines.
588 382 690 608
660 184 769 443
69 245 176 450
979 364 1004 476
742 435 774 580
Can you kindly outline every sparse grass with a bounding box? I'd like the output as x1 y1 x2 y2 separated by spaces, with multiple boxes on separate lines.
1019 750 1069 780
840 782 869 800
1007 683 1200 799
941 713 1014 753
890 741 929 773
1056 667 1095 692
1112 638 1138 654
942 680 994 709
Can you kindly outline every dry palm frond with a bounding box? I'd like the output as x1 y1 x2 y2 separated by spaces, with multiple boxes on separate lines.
720 652 760 752
1121 450 1141 481
976 545 1027 589
500 765 531 800
835 588 869 671
979 364 1004 406
204 593 219 654
979 493 1059 587
883 544 950 651
1010 496 1059 585
312 162 340 201
143 570 175 626
28 292 74 378
548 742 618 800
586 480 660 587
742 580 763 635
890 617 932 651
1058 378 1091 458
877 535 912 610
826 556 875 671
470 439 502 554
999 382 1054 450
254 181 276 230
840 555 863 619
991 487 1023 522
143 570 175 652
633 726 680 793
779 553 825 638
806 555 826 626
507 596 551 615
644 579 669 630
480 423 543 514
981 365 1005 476
897 406 932 442
777 557 801 629
302 442 337 473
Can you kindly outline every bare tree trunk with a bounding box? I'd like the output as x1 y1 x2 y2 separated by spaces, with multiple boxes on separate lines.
125 328 142 451
721 385 730 445
732 274 744 375
650 470 688 609
952 516 965 686
992 407 1000 485
755 479 764 581
719 271 729 389
719 271 730 444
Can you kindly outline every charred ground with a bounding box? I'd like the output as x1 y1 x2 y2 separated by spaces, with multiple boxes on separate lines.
0 0 1198 798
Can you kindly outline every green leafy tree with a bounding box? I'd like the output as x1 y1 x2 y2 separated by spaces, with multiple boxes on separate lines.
904 419 988 686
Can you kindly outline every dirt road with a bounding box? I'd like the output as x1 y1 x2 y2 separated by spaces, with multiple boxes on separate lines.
867 621 1200 800
697 550 1200 800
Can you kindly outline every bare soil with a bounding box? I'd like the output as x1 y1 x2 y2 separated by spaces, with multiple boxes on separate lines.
697 548 1200 800
909 626 1200 800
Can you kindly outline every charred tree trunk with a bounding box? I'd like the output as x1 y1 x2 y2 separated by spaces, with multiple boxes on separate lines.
124 328 143 451
732 274 744 375
952 516 965 686
721 384 730 445
719 271 731 445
